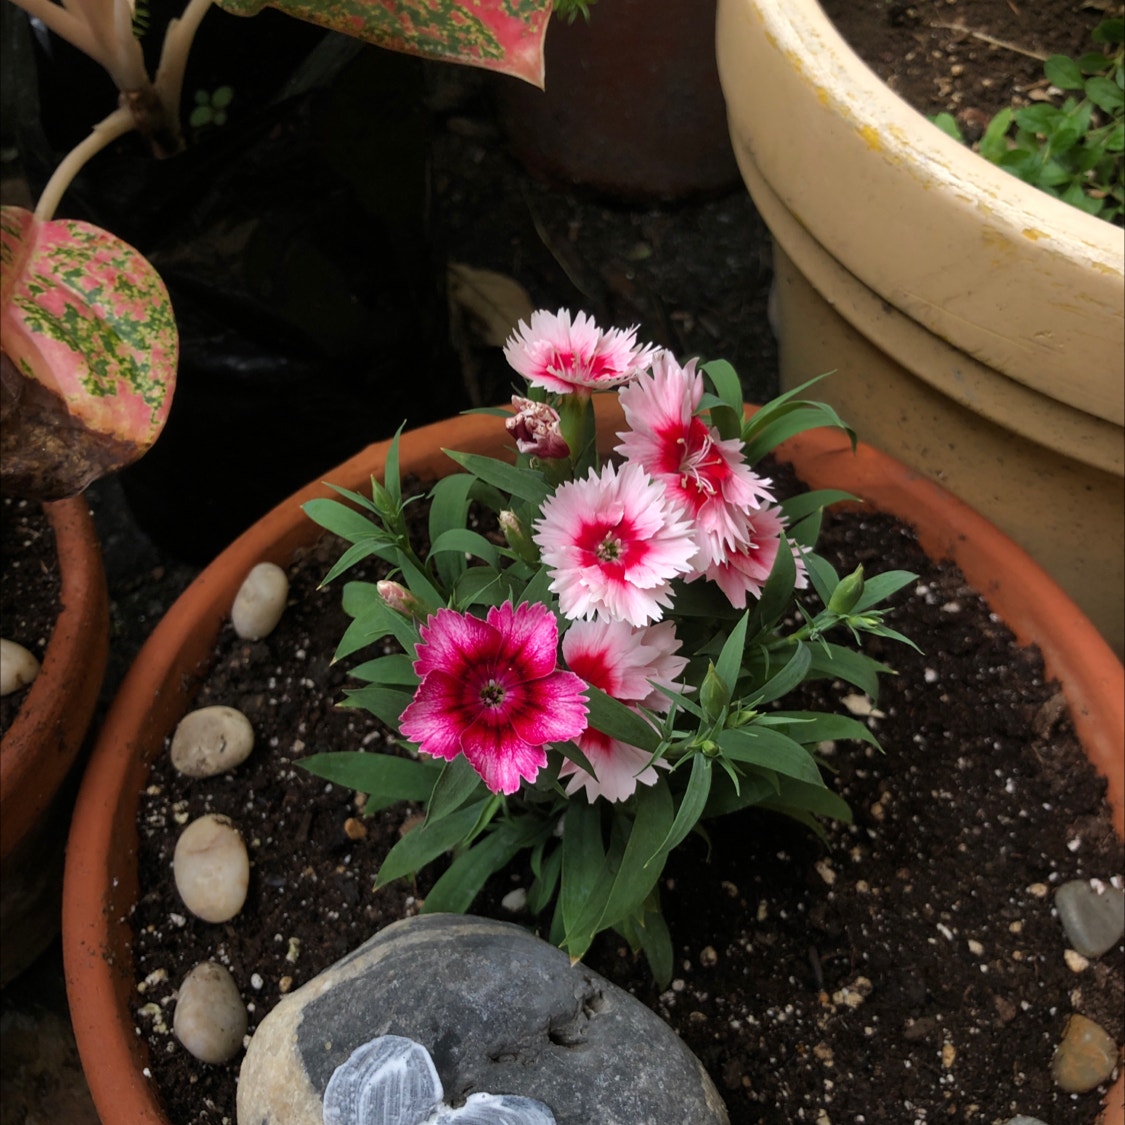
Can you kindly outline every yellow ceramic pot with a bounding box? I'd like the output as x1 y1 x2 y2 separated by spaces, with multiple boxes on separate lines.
716 0 1125 657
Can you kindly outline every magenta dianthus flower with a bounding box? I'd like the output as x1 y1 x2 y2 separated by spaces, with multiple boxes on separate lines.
503 308 658 396
533 461 697 627
399 602 588 795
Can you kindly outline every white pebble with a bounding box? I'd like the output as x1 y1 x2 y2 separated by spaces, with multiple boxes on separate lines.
173 962 247 1063
231 562 289 640
170 705 255 777
0 638 40 696
173 814 249 923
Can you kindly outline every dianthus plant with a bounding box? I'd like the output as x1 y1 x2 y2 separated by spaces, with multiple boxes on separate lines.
301 309 916 984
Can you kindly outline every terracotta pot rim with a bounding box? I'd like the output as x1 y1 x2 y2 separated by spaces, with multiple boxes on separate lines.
62 403 1125 1124
0 495 109 861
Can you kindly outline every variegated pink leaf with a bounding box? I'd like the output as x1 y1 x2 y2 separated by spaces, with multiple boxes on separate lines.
0 205 178 500
213 0 551 87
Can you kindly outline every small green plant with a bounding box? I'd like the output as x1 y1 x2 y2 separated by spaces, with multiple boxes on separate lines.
933 18 1124 225
189 86 234 132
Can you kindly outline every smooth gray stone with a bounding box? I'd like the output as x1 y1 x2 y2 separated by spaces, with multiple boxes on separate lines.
1055 879 1125 958
1002 1118 1049 1125
237 914 729 1125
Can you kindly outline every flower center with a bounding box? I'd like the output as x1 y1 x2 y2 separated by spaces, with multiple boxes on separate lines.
596 534 624 563
479 679 506 707
677 432 723 497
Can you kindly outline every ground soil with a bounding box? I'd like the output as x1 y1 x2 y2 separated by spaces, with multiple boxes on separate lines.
0 499 61 739
821 0 1118 142
128 461 1124 1125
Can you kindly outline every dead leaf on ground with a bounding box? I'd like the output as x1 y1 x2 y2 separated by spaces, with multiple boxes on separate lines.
447 263 535 348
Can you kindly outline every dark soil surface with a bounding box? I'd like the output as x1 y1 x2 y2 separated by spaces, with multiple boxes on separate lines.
129 464 1124 1125
822 0 1118 142
0 499 61 739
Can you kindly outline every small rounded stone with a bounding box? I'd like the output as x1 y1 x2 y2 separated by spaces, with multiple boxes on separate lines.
0 638 40 696
173 814 250 923
174 961 247 1064
1051 1013 1118 1093
170 705 255 778
231 562 289 640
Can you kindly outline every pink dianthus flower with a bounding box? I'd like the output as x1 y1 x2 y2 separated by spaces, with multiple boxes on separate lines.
533 461 697 626
559 619 689 803
503 308 658 396
698 508 810 608
616 351 774 569
399 602 588 795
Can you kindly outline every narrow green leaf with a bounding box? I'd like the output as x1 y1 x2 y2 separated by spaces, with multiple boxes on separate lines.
302 497 380 543
583 686 661 755
347 653 417 685
444 449 550 506
750 642 812 705
714 612 750 696
428 528 500 568
298 752 439 812
718 724 824 786
649 752 712 859
426 754 487 824
376 798 488 887
340 684 415 729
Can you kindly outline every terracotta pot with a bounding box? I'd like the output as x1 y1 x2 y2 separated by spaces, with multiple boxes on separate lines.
715 0 1125 659
492 0 739 202
62 402 1125 1122
1 495 109 985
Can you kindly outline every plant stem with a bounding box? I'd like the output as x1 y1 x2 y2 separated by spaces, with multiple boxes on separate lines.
34 104 136 222
153 0 216 150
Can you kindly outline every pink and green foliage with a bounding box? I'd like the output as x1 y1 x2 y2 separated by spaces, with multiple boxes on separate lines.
214 0 552 86
0 205 178 500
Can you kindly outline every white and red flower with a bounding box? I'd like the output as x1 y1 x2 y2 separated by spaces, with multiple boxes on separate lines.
505 396 569 460
697 508 810 608
560 619 688 803
533 461 697 626
616 351 774 570
503 308 658 396
399 602 588 795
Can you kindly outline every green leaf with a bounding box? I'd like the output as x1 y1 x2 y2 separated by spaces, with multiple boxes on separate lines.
583 686 661 755
340 684 415 729
560 801 614 948
348 653 417 685
426 754 487 824
750 642 812 706
978 107 1014 162
764 710 882 750
428 474 476 587
423 816 551 913
742 403 855 465
376 798 488 886
597 784 675 933
930 111 964 141
714 612 750 698
807 643 891 699
718 724 824 786
444 449 550 506
649 753 712 859
428 528 500 568
1045 54 1086 90
779 489 857 524
852 569 917 613
302 497 381 543
1086 75 1125 113
298 752 440 812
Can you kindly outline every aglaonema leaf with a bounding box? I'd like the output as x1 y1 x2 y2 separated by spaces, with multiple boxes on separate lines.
211 0 550 86
0 205 177 500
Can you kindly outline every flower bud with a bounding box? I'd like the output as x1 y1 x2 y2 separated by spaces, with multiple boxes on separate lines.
506 396 570 460
377 580 423 618
827 565 865 615
499 510 539 565
699 662 730 725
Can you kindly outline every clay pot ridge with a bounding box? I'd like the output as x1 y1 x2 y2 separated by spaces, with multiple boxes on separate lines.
62 400 1125 1124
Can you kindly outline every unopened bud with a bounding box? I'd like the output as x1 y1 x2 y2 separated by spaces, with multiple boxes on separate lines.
499 510 539 565
827 565 865 615
377 580 422 618
699 663 730 725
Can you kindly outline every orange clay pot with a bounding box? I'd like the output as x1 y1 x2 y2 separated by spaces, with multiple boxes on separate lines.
63 401 1124 1123
1 496 109 986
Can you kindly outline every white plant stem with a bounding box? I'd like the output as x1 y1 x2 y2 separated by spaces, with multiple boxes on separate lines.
34 104 136 222
153 0 216 137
